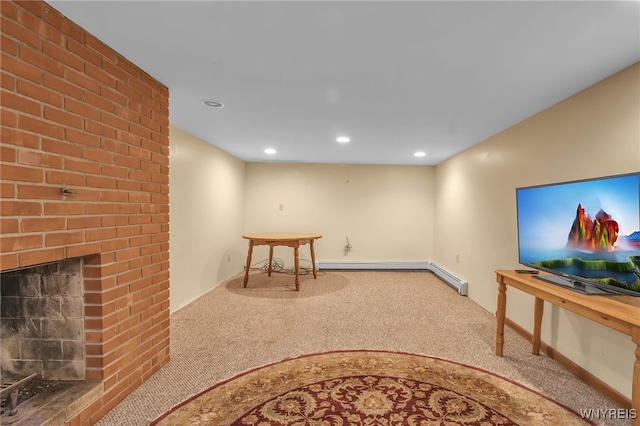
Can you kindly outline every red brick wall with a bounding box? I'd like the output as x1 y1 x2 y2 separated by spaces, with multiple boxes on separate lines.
1 1 170 423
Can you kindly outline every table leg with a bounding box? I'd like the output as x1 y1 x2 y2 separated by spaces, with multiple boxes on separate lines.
532 297 544 355
243 241 254 288
632 327 640 426
268 245 274 276
310 239 317 279
496 277 507 357
294 246 300 291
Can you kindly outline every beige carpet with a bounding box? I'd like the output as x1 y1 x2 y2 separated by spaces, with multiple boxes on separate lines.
94 270 630 426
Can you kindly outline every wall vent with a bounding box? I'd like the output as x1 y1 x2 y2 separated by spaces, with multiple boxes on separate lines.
429 262 468 296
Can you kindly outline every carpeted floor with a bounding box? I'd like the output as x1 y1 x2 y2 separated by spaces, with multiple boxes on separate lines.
95 270 630 426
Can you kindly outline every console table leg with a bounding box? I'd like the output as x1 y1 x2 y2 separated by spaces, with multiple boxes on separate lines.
633 327 640 426
533 297 544 355
243 241 254 288
268 246 274 276
496 278 507 357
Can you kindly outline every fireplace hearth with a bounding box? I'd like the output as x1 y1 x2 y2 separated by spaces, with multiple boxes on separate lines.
0 377 101 425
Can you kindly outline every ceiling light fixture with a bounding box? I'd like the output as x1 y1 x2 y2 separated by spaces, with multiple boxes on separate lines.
414 151 426 157
201 99 224 108
264 148 276 155
336 136 350 143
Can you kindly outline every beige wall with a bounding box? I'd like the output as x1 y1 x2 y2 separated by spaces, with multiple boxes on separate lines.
168 126 246 312
434 62 640 399
243 163 435 267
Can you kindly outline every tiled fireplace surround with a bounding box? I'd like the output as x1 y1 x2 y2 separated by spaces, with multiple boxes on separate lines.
1 1 170 424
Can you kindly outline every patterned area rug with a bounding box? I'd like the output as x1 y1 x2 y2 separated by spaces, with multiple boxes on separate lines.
150 350 592 425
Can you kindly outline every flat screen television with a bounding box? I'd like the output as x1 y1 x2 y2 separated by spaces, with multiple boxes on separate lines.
516 172 640 297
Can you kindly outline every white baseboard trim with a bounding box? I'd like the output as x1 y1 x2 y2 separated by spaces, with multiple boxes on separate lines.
316 261 431 270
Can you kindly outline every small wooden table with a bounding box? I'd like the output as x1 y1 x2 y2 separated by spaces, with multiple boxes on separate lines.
495 270 640 425
242 233 322 291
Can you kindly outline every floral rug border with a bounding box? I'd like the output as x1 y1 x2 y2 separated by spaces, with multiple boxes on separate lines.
149 349 593 425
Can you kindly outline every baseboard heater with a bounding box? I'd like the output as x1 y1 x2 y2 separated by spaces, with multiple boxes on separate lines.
316 261 430 271
429 262 468 296
315 261 467 296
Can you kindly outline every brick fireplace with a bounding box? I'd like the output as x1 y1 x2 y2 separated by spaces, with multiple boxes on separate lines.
1 1 170 424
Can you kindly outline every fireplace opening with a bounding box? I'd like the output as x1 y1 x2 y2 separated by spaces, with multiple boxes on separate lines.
0 259 101 421
1 259 85 380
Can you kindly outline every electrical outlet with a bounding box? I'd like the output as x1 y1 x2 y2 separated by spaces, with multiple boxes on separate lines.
227 254 231 262
456 254 459 263
279 204 283 211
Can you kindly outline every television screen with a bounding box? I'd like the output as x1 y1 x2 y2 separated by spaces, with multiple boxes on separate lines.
516 173 640 296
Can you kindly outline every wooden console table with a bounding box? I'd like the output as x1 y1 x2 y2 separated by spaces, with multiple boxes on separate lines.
242 233 322 291
495 270 640 425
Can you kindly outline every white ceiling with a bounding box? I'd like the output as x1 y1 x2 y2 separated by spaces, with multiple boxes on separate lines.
48 1 639 166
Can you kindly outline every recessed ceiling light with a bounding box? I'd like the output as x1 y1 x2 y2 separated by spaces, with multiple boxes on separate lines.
264 148 276 155
414 151 426 157
201 99 224 108
336 136 350 143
